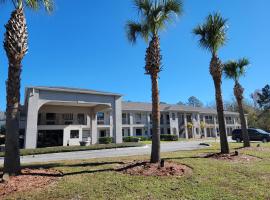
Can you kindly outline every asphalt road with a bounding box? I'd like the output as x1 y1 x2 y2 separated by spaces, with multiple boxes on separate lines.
0 140 213 164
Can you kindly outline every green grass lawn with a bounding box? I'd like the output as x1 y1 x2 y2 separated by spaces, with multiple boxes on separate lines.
2 142 270 200
0 142 144 157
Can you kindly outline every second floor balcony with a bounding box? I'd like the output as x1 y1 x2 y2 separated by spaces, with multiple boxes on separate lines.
38 113 87 126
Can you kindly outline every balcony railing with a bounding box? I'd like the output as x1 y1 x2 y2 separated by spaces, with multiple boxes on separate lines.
205 120 214 124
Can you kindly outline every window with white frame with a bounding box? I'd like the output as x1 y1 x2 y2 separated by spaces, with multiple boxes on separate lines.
70 130 79 139
122 113 130 124
135 113 142 124
97 112 105 125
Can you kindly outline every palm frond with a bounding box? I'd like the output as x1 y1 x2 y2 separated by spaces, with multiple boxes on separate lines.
223 58 250 81
134 0 151 16
126 0 182 43
126 21 150 44
163 0 183 16
193 12 227 54
223 61 238 81
1 0 53 11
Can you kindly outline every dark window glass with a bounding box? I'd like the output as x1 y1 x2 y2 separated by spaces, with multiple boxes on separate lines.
70 130 79 139
136 129 142 136
77 114 85 125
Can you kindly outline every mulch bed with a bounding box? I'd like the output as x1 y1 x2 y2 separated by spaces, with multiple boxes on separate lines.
0 168 62 198
202 151 260 162
117 161 192 177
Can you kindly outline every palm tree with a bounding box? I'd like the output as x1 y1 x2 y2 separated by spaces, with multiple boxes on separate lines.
224 58 250 147
2 0 53 176
193 13 230 154
126 0 183 163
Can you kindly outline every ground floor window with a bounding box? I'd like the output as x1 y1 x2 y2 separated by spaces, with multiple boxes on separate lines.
135 128 142 136
99 130 108 137
167 128 171 135
70 130 79 139
122 128 130 137
82 129 91 141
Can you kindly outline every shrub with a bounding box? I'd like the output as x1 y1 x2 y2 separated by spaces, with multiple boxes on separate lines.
123 136 150 143
160 134 178 141
123 137 140 143
99 137 113 144
137 136 149 141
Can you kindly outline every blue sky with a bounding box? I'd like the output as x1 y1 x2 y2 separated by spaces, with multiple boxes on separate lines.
0 0 269 110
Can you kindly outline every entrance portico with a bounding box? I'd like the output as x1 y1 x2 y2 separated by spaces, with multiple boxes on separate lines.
24 87 122 149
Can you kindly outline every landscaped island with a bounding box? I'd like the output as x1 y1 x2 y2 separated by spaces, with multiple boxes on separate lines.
1 142 269 199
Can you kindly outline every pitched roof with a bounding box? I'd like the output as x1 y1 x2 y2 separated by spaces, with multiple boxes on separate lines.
122 101 238 115
26 86 122 97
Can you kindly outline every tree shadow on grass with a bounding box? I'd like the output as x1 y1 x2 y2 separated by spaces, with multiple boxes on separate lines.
23 168 115 177
164 156 203 161
0 161 125 178
24 161 125 170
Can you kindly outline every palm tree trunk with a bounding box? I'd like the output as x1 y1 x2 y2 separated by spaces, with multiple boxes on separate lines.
234 82 250 147
3 63 21 175
150 73 161 163
3 8 28 176
145 35 161 163
210 55 230 154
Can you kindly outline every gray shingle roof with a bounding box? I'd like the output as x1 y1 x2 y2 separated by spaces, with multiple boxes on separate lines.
27 86 122 97
122 101 239 115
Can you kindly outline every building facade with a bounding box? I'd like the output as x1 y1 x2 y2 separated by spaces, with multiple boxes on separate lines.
21 87 244 149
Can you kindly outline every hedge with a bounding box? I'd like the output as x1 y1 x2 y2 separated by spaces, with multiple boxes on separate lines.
160 134 178 141
98 137 113 144
123 136 149 143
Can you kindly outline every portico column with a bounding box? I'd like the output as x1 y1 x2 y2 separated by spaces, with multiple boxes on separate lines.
109 112 113 137
25 89 39 149
91 112 98 144
147 113 151 137
184 113 188 139
129 113 134 136
203 116 207 138
233 117 237 130
175 113 180 138
112 97 122 143
214 116 218 138
197 113 201 138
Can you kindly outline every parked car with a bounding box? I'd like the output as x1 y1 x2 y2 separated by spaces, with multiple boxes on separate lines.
232 128 270 143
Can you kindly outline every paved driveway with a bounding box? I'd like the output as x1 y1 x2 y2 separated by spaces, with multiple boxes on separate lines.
0 140 212 164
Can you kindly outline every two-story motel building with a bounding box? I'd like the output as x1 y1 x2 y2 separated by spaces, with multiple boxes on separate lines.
20 86 244 149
